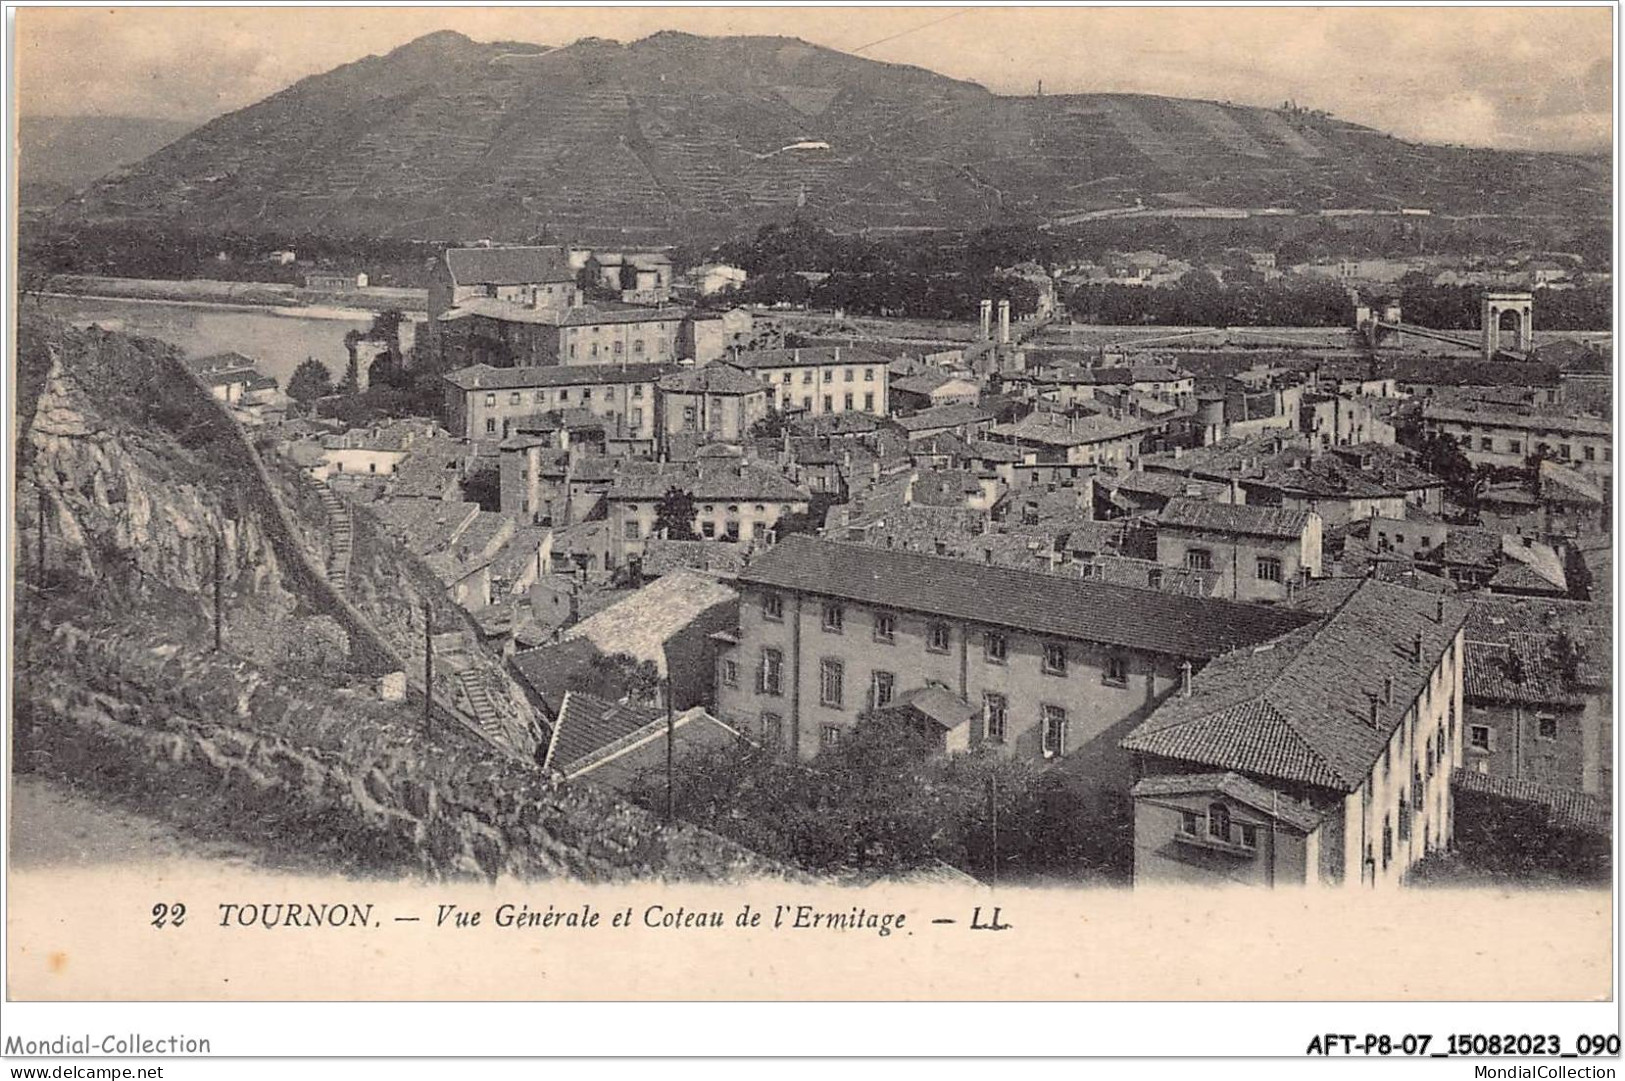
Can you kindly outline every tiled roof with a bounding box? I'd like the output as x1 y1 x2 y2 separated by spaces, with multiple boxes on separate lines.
444 245 573 286
988 413 1152 447
657 364 766 395
544 691 661 772
728 346 890 370
563 706 745 785
443 362 670 391
1122 580 1469 793
1423 403 1610 437
1451 768 1610 836
1464 594 1610 690
1439 526 1504 568
641 539 749 578
739 535 1314 660
565 570 737 674
1130 771 1325 832
1383 357 1561 387
877 686 977 731
1463 636 1585 707
892 404 996 433
1158 496 1312 540
605 461 810 503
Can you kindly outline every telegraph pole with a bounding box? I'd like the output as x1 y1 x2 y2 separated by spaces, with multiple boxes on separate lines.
36 488 46 586
664 675 675 824
423 601 433 735
987 772 1000 890
212 532 223 651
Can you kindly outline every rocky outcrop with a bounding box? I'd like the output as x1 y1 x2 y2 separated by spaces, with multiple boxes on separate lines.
14 616 789 881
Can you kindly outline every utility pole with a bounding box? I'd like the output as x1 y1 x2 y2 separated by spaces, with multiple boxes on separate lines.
212 532 223 651
987 772 999 890
423 601 433 735
664 675 675 824
36 488 46 586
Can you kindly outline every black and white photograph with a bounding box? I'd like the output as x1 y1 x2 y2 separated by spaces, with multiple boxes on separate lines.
2 0 1617 1064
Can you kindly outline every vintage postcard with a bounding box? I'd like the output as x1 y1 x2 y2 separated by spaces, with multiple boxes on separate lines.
3 1 1616 1049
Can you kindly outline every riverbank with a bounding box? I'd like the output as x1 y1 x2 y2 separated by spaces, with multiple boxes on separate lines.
31 274 428 314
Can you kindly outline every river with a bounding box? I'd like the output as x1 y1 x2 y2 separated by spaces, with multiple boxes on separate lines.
32 293 427 386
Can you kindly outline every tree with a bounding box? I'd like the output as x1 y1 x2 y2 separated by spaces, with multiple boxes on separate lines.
654 487 699 541
286 357 333 403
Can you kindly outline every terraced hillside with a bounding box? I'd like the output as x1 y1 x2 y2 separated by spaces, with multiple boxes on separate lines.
56 30 1610 242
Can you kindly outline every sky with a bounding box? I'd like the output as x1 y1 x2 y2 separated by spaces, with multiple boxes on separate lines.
13 5 1616 153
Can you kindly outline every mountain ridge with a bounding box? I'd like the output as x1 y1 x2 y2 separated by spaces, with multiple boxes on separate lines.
51 30 1611 243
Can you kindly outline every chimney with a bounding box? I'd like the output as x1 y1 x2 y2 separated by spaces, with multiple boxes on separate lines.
1382 676 1394 704
1368 694 1380 727
1412 630 1424 663
1434 596 1445 624
835 347 842 362
979 299 993 340
998 299 1011 344
1180 660 1194 698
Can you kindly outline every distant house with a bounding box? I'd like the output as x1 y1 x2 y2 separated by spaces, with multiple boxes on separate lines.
564 568 740 712
985 412 1152 467
1154 497 1323 602
442 363 669 443
304 271 368 291
656 363 772 446
889 371 981 413
688 263 748 296
543 692 745 790
729 346 891 418
603 460 810 563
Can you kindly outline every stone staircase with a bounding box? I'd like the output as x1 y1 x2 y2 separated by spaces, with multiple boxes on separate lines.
456 670 509 744
313 480 352 594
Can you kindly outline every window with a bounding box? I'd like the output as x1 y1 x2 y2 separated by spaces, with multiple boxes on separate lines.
822 603 844 633
582 388 593 402
1584 445 1595 461
1256 556 1282 583
819 659 844 708
822 724 842 748
1042 642 1068 676
1186 548 1213 571
760 713 784 747
632 384 645 398
1042 705 1068 758
873 612 895 643
802 370 813 385
1508 440 1522 454
1469 724 1492 751
843 393 854 411
864 392 875 411
485 418 497 434
631 407 643 427
781 372 792 385
1180 810 1200 836
1147 569 1164 590
823 369 833 383
843 368 854 383
719 659 738 688
1537 714 1558 740
927 623 951 653
759 648 784 697
1238 823 1258 849
823 395 833 413
509 391 521 405
1398 796 1411 840
623 520 641 540
1207 802 1231 843
1381 816 1393 867
762 593 784 621
984 632 1007 664
984 693 1007 743
872 671 895 709
484 393 496 407
1480 437 1493 452
864 368 875 382
1104 655 1128 686
701 521 716 539
559 389 570 402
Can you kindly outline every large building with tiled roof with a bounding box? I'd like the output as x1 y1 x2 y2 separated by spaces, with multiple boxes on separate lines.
1121 580 1468 889
655 363 772 445
602 461 810 564
1422 402 1612 480
715 534 1314 765
443 362 671 443
729 346 891 418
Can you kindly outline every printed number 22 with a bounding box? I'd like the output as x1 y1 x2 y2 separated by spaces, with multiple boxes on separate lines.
151 903 186 929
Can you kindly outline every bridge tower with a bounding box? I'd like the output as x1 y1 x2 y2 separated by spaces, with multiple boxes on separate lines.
1481 291 1533 359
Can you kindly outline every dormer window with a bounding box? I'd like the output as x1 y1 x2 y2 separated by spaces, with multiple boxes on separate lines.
1207 802 1231 843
